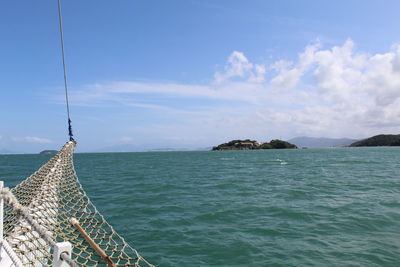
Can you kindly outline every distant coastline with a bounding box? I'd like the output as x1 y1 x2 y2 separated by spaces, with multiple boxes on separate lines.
212 134 400 151
2 134 399 155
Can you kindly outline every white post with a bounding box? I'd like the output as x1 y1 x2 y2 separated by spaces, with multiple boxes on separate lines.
53 242 72 267
1 240 23 267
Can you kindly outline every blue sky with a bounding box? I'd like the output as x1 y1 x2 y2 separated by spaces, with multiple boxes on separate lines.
1 0 400 153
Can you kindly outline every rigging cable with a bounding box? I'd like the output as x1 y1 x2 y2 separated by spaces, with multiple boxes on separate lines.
57 0 74 141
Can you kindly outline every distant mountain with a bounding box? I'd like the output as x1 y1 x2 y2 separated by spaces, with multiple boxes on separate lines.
350 134 400 147
95 144 198 153
96 144 152 152
288 137 358 148
145 148 191 152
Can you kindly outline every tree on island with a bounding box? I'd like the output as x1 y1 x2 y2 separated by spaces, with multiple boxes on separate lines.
212 139 259 150
349 134 400 147
260 139 297 149
212 139 297 150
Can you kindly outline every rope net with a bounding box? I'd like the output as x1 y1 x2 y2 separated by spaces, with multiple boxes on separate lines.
3 141 153 266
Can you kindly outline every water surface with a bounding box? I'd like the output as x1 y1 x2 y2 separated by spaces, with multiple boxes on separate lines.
1 147 400 266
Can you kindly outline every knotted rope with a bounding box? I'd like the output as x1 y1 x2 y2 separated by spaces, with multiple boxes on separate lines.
1 187 77 267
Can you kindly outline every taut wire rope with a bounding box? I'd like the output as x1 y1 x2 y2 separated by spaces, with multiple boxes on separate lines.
57 0 74 141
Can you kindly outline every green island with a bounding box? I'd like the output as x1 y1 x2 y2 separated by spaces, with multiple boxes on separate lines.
212 139 297 150
349 134 400 147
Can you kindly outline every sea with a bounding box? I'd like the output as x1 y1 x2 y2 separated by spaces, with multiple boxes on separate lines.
1 147 400 266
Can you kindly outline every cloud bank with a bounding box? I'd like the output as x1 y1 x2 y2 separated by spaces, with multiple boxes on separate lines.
66 40 400 144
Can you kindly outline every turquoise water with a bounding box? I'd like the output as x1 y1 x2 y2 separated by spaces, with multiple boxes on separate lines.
1 147 400 266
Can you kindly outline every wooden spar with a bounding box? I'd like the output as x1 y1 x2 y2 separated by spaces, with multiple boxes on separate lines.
70 218 116 267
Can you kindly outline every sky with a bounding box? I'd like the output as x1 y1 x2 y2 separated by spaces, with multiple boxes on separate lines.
1 0 400 153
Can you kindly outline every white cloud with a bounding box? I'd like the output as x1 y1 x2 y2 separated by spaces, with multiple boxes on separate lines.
270 42 319 90
58 40 400 142
12 136 53 144
214 51 266 83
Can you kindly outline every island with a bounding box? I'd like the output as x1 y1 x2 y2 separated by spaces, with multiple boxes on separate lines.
212 139 298 150
349 134 400 147
40 150 58 155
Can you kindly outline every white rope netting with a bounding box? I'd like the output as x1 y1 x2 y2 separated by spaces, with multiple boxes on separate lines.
3 141 153 266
